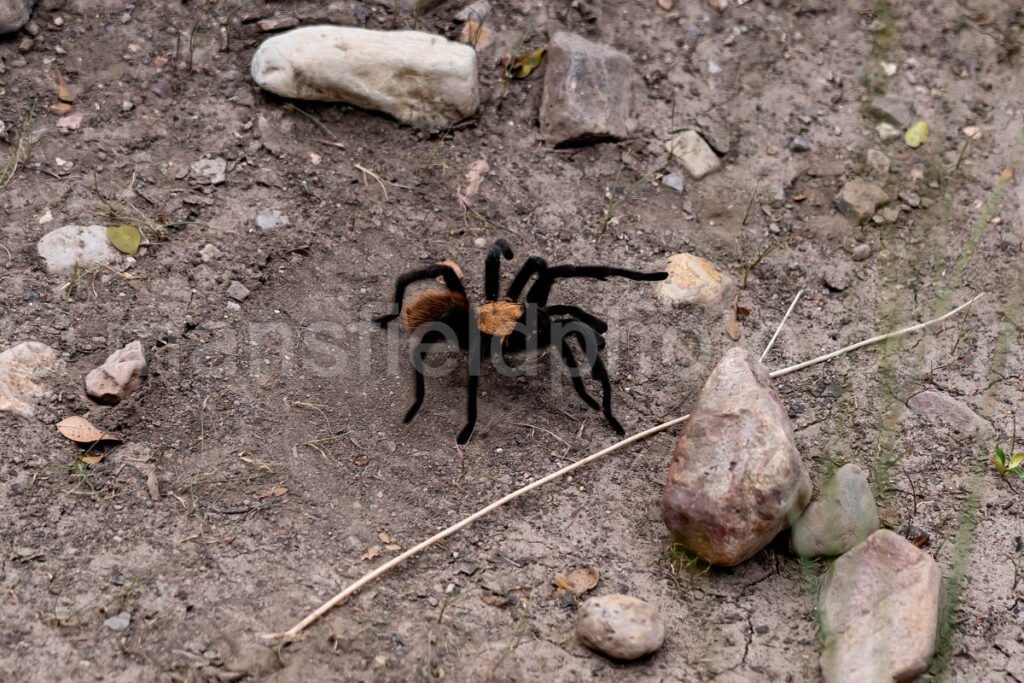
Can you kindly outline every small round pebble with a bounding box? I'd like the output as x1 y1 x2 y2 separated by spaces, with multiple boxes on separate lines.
576 594 665 660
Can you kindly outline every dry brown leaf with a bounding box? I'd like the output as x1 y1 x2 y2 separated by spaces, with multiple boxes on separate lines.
56 416 121 444
49 102 73 115
361 545 381 561
481 592 511 607
377 531 392 543
270 486 288 497
724 308 741 340
457 159 489 210
459 20 495 50
55 66 74 103
384 544 402 552
553 567 599 596
80 454 104 465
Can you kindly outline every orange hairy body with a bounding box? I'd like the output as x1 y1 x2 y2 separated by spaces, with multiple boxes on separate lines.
477 301 524 338
402 290 469 331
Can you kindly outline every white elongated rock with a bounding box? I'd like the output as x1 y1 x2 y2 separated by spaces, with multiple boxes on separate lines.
37 224 122 275
663 347 811 566
819 529 941 682
251 26 479 129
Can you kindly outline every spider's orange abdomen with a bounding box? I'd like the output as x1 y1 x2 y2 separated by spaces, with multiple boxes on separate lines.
402 290 468 331
477 301 524 338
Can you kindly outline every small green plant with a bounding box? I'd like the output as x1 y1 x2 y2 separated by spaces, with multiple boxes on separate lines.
992 414 1024 478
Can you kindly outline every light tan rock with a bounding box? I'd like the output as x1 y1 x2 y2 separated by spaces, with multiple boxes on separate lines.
0 342 63 417
576 595 665 660
657 253 734 308
834 178 889 224
85 340 148 405
663 347 811 566
819 529 941 682
250 26 479 129
666 130 721 179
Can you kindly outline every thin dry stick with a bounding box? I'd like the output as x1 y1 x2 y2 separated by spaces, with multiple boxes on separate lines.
262 293 984 640
767 293 984 380
354 163 389 201
760 289 803 363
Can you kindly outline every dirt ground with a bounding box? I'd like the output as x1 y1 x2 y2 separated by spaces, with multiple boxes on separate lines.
2 0 1023 681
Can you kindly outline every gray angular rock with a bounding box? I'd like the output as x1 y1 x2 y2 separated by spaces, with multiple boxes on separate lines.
791 464 879 558
251 26 479 130
907 390 993 437
834 178 889 224
661 172 685 193
190 157 227 185
85 340 148 405
663 347 811 566
227 281 251 301
819 529 941 683
540 32 635 146
37 224 122 275
666 130 721 180
0 0 35 34
850 243 872 261
0 341 63 418
576 595 665 660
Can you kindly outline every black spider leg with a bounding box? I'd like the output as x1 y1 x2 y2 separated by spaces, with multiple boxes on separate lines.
545 305 608 333
505 256 547 301
555 328 600 410
374 264 466 327
404 328 447 424
484 239 514 301
457 308 482 445
560 324 624 434
526 265 668 306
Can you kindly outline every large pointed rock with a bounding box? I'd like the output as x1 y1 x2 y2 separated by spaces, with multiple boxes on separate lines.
250 26 479 130
662 347 811 566
819 529 941 682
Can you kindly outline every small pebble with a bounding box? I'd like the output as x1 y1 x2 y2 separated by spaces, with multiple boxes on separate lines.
121 100 134 113
850 243 871 261
876 122 900 142
104 612 131 631
255 210 289 230
661 172 685 193
789 136 811 152
227 281 250 301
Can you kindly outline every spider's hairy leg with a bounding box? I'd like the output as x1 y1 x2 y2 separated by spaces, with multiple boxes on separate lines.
562 327 624 434
456 311 483 445
403 328 447 424
526 265 669 306
544 304 608 333
484 239 514 301
374 264 466 328
558 336 600 410
505 256 547 301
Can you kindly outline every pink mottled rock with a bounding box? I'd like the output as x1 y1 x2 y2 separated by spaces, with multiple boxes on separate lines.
819 529 941 682
662 347 811 566
85 340 148 405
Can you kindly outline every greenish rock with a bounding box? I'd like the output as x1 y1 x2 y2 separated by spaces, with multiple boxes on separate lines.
791 464 878 558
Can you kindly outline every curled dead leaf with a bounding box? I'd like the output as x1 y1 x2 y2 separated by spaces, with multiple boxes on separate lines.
553 567 599 596
506 47 546 80
80 454 104 465
377 531 392 544
55 66 74 103
56 416 122 444
481 592 511 607
361 545 381 561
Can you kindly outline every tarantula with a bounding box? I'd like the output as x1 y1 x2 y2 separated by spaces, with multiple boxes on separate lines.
374 240 668 444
